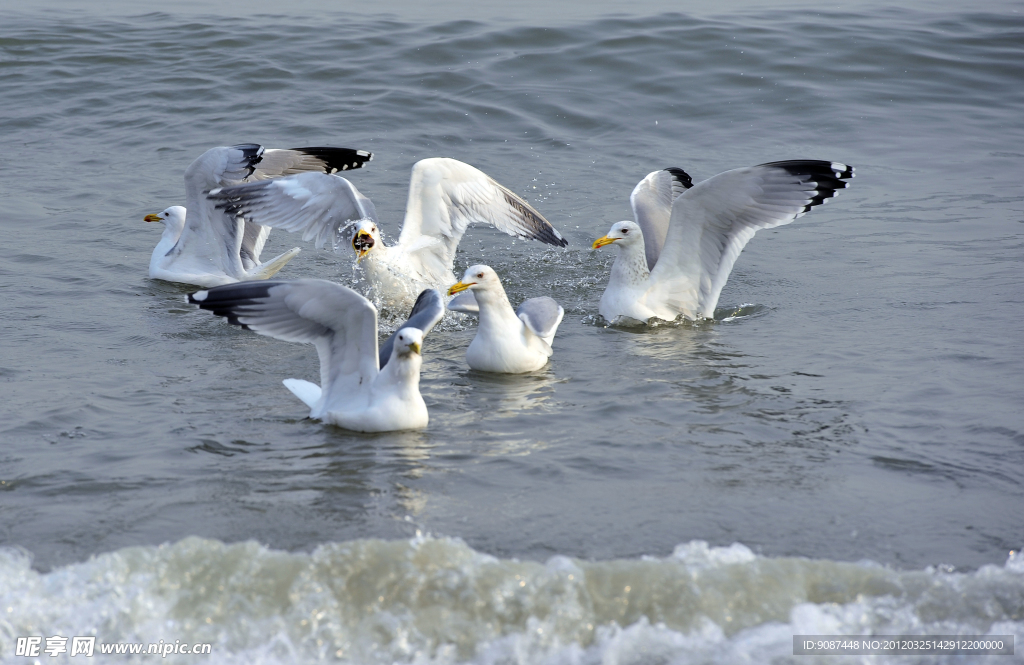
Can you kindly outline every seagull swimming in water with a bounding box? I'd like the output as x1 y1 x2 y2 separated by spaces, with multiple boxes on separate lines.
189 280 444 433
447 264 564 374
145 143 372 287
592 160 855 325
206 157 568 310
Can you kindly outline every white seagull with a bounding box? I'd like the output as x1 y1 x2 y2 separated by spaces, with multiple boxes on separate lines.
447 264 564 373
592 160 855 324
206 157 568 310
145 143 372 288
188 280 444 433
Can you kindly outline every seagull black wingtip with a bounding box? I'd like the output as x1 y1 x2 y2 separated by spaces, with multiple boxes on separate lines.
664 167 694 189
290 147 374 173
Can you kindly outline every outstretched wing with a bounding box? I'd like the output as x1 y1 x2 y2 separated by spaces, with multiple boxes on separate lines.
249 147 373 180
630 167 693 271
648 160 854 319
177 145 268 278
188 279 379 412
176 145 373 272
379 288 446 368
241 147 372 262
207 172 379 251
396 158 567 280
516 296 564 347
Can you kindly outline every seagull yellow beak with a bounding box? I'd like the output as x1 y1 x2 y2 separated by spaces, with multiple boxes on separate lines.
592 235 616 249
144 213 162 222
352 230 374 262
409 341 421 355
448 281 474 295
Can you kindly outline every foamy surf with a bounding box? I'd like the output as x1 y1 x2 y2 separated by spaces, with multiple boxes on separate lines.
2 537 1021 664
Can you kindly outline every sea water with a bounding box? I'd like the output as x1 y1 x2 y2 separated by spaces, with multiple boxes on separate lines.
1 1 1022 662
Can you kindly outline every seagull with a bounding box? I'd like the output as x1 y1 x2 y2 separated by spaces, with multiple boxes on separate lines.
592 160 855 324
206 157 568 310
447 264 564 373
145 143 372 288
188 280 444 432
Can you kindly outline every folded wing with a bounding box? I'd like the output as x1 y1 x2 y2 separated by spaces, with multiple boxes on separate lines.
516 296 565 347
379 288 446 368
648 160 854 319
446 290 479 314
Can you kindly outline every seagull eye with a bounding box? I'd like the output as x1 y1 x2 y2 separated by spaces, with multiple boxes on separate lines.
621 228 628 234
477 273 484 278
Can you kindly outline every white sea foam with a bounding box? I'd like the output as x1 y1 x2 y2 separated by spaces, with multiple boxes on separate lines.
1 538 1021 664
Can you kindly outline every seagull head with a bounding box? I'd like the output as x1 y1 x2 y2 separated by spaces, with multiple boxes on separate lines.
392 327 423 358
144 206 186 230
351 219 379 262
592 221 641 250
448 264 500 295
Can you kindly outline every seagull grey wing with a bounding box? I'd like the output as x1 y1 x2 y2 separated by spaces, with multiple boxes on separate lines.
379 288 445 368
446 290 479 314
239 222 271 269
208 172 378 251
188 279 379 408
630 167 694 271
249 147 373 180
648 160 854 319
218 146 371 265
176 145 268 279
516 296 565 346
187 144 267 191
396 158 567 280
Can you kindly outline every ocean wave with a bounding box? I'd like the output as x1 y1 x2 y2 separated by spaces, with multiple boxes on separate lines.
2 537 1021 664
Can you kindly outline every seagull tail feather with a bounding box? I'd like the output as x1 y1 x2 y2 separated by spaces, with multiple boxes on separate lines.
282 378 322 410
250 247 301 280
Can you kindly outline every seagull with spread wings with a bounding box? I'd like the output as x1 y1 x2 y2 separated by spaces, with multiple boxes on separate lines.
189 281 444 432
145 144 372 287
592 160 855 325
206 158 568 309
